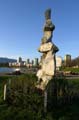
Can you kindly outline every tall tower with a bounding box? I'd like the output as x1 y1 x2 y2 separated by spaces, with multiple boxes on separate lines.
17 57 22 63
34 58 39 66
26 59 30 64
64 54 71 66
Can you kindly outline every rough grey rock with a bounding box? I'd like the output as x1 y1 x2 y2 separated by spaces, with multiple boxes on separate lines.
45 9 51 20
36 9 59 90
38 42 53 53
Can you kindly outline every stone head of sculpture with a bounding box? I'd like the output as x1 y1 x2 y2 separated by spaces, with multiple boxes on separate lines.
45 9 51 20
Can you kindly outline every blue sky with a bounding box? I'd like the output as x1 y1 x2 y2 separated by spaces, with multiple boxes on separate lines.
0 0 79 60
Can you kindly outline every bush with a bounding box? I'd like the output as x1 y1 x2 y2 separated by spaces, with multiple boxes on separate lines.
0 74 79 120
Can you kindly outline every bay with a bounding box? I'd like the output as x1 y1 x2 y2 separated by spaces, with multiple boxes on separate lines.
0 67 16 73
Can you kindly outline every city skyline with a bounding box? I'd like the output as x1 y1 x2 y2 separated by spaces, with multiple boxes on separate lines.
0 0 79 60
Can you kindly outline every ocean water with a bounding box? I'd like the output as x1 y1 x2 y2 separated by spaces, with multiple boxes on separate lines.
0 67 15 73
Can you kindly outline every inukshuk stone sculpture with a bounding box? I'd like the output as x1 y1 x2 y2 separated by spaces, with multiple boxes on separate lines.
36 9 59 90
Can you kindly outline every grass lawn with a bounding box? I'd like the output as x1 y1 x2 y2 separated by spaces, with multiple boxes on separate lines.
61 67 79 73
0 74 79 120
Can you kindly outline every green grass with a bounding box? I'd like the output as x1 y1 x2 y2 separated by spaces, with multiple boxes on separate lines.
0 74 79 120
61 67 79 73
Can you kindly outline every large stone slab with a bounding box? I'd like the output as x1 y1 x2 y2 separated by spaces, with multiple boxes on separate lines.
42 51 55 76
36 51 55 90
36 69 53 90
41 31 52 44
38 42 53 53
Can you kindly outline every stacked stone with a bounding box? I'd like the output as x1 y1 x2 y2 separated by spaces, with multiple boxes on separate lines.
36 9 59 90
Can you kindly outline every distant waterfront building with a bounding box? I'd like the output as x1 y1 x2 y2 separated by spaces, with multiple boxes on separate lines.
64 54 71 61
9 57 23 67
17 57 22 63
56 56 62 70
33 58 39 66
64 54 71 66
9 62 12 67
31 60 34 65
9 57 39 68
26 59 30 64
23 62 26 66
9 62 17 67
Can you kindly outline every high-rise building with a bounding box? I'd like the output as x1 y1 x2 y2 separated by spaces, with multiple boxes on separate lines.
17 57 22 63
64 54 71 61
26 59 30 64
64 54 71 66
31 60 34 65
56 56 62 70
34 58 39 66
